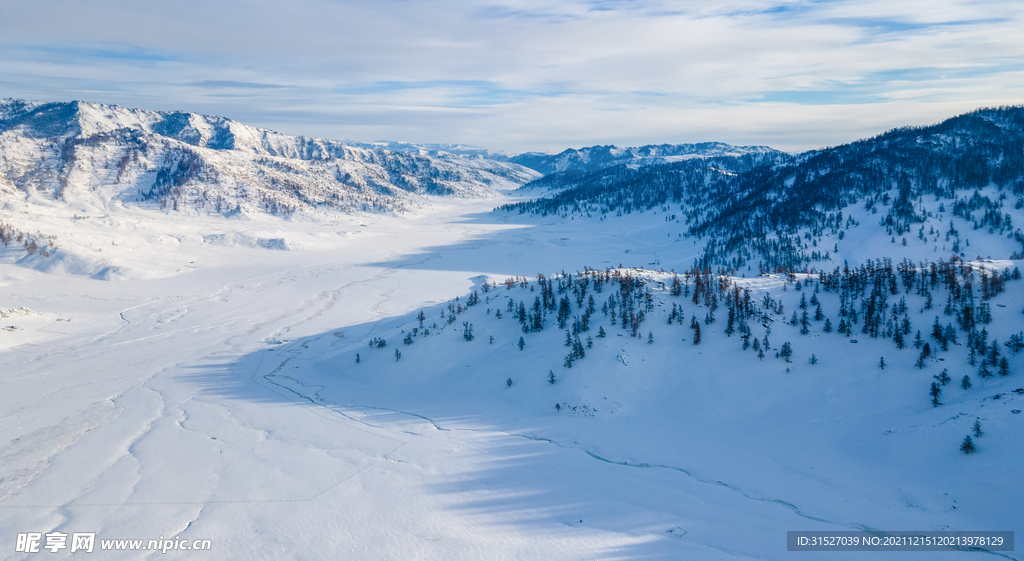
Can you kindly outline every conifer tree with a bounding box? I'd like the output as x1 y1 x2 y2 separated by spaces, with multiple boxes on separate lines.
930 382 942 406
518 336 526 351
548 370 556 384
879 357 886 369
961 374 972 389
647 331 654 344
960 435 976 454
598 326 606 338
972 419 983 438
780 342 793 362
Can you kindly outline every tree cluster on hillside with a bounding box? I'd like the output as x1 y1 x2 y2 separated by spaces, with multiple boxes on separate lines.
0 221 54 257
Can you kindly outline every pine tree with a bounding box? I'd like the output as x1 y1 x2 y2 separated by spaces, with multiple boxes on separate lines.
518 336 526 351
507 377 513 388
395 349 402 361
823 317 833 333
930 382 942 406
692 322 701 345
780 342 793 362
355 353 360 364
961 374 972 389
999 357 1010 376
988 341 1000 366
598 326 606 338
489 335 494 344
548 370 556 384
960 435 976 454
972 419 983 438
879 357 886 369
934 369 951 385
647 331 654 344
557 296 572 329
564 330 573 347
809 354 818 365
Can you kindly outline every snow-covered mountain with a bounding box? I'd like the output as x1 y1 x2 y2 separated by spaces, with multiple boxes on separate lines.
506 106 1024 270
0 99 540 216
510 142 785 175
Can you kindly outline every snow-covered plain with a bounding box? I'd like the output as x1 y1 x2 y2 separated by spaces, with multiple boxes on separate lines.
1 189 1022 560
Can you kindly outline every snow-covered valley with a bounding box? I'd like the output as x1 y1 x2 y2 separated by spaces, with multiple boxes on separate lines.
2 186 1022 559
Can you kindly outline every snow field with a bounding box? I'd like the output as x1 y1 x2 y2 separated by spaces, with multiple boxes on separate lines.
1 192 1021 559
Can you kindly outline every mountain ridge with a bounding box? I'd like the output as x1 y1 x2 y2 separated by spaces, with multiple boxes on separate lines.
0 98 541 217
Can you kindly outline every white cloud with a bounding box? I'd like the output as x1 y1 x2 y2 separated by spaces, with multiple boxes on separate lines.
0 0 1020 153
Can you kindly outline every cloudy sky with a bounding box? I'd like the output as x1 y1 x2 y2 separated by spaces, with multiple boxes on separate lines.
1 0 1021 153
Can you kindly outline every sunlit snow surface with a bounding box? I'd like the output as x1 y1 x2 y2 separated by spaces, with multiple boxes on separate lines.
1 192 1022 560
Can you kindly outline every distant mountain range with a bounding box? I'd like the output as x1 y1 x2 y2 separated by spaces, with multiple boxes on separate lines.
508 142 785 175
0 98 793 218
0 99 539 216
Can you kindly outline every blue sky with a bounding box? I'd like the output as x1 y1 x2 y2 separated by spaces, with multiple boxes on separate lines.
1 0 1021 153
